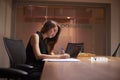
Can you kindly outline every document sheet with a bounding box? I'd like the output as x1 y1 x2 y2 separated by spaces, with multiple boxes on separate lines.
43 58 80 62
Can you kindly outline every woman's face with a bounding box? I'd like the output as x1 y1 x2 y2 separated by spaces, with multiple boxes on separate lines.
47 26 58 38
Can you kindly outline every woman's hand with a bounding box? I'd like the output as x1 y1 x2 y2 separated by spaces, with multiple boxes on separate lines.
59 53 70 59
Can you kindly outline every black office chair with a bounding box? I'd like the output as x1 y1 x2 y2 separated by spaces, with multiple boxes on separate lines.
112 43 120 57
0 68 28 80
0 37 34 80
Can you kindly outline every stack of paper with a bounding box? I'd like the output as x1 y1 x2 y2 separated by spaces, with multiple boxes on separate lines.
43 58 80 62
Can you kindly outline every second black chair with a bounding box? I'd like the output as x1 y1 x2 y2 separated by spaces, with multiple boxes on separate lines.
112 43 120 57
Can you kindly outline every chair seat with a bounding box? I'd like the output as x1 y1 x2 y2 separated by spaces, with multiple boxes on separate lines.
0 68 28 79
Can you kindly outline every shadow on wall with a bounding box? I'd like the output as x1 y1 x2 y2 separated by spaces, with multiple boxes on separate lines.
0 34 9 68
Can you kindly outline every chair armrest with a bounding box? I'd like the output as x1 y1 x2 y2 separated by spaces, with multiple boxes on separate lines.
0 68 28 78
14 64 34 72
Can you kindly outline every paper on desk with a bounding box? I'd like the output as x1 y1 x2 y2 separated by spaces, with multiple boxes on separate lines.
43 58 80 62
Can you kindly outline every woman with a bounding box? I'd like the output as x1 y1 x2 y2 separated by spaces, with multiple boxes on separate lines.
26 20 70 80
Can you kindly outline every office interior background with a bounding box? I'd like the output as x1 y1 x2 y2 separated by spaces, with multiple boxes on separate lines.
0 0 120 69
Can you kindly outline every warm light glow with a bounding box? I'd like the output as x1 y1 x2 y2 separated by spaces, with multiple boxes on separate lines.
67 17 70 19
45 16 48 21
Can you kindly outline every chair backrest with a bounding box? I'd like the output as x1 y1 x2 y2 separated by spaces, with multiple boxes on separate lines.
3 37 26 67
65 43 84 58
112 43 120 57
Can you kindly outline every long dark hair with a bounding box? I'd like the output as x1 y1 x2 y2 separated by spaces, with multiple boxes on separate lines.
41 20 61 54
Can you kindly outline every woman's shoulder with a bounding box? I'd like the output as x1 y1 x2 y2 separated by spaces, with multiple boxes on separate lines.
30 33 40 45
30 33 39 41
30 32 43 42
32 33 39 37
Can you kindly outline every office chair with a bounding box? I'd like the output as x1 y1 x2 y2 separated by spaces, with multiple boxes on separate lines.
0 68 28 80
112 43 120 57
0 37 34 80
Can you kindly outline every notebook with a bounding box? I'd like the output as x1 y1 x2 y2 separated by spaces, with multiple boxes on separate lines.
65 43 84 58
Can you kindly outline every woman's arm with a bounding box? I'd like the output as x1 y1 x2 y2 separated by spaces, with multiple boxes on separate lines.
30 33 70 60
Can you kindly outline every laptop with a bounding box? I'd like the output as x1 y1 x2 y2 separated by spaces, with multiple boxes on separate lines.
65 43 84 58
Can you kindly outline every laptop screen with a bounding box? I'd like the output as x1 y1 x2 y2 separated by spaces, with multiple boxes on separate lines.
65 43 84 58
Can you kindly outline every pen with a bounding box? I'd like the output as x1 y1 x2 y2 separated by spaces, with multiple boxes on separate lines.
61 48 65 54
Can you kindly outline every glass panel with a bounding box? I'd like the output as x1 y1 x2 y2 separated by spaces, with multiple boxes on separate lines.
14 5 107 56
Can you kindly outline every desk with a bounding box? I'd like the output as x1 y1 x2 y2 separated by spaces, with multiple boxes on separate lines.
41 57 120 80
